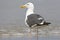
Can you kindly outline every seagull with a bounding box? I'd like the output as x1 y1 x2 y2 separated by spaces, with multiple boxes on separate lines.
20 2 51 28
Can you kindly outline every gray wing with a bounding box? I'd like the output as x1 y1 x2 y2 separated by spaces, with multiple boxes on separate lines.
26 14 45 27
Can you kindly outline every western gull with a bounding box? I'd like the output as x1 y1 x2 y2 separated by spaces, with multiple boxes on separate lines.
20 2 51 28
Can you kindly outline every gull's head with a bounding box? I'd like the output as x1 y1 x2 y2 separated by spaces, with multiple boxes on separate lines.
20 2 34 9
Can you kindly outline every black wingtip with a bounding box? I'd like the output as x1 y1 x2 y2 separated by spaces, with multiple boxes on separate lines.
43 22 51 25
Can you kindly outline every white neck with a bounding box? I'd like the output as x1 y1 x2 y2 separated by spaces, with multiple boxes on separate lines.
26 8 34 17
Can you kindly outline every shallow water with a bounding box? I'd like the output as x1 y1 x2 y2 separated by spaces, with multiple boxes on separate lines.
0 35 60 40
0 26 60 40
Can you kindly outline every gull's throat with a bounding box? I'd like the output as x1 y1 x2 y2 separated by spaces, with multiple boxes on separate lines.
26 8 34 16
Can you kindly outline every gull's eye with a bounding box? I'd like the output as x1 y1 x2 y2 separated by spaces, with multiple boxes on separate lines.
27 4 29 5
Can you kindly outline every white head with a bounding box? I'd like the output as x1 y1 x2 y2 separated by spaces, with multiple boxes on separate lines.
20 2 34 9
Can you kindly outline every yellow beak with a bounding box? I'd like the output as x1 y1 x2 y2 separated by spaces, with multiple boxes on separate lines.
20 5 26 8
